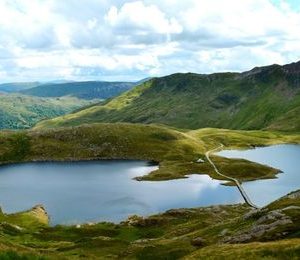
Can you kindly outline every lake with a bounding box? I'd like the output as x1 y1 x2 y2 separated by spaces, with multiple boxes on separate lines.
216 144 300 207
0 160 242 225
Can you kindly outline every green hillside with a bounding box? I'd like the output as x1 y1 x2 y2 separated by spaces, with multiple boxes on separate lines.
1 123 299 181
0 94 97 129
0 174 298 259
20 81 136 99
0 123 299 259
36 61 300 131
1 100 298 260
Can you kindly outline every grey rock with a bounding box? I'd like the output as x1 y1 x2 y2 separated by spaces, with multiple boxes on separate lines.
223 209 293 243
287 190 300 199
191 237 206 247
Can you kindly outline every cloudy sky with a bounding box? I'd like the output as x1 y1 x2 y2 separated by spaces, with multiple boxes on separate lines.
0 0 300 83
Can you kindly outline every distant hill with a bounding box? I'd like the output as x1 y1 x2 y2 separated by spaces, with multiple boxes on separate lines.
19 81 137 100
35 61 300 132
0 82 41 92
0 94 97 129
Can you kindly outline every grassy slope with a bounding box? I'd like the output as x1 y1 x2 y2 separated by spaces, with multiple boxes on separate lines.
1 123 300 183
0 94 97 130
35 63 300 132
0 124 299 258
0 189 298 259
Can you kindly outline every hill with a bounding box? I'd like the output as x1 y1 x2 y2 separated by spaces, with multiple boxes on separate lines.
0 94 96 129
20 81 137 99
36 61 300 132
0 82 41 92
1 123 299 181
0 123 299 259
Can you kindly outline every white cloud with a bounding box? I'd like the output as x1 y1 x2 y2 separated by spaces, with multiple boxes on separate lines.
105 1 182 34
0 0 300 82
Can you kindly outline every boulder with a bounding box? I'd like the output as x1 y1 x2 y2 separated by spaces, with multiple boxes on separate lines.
191 237 206 247
29 204 50 225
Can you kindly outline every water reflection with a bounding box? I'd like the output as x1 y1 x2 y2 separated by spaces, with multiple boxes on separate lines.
0 160 242 225
216 144 300 207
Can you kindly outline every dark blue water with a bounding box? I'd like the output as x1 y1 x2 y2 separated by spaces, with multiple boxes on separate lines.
0 160 242 225
216 144 300 207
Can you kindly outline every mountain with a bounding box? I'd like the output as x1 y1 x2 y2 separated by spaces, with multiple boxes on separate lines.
35 61 300 132
19 81 137 100
0 94 97 129
0 82 41 92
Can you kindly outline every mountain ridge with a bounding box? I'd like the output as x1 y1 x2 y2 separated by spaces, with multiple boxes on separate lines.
35 60 300 131
19 80 137 100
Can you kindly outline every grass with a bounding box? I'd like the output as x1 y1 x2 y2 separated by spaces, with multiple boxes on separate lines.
1 123 299 182
0 189 298 259
0 122 299 258
184 238 300 259
34 68 300 132
0 94 97 130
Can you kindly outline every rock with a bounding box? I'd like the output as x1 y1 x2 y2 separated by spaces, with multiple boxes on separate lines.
281 206 300 211
220 229 229 236
286 190 300 199
196 158 205 163
191 237 206 247
223 209 293 243
133 238 157 244
256 210 286 224
0 222 24 234
29 204 49 225
124 215 164 227
124 215 144 226
166 208 195 216
92 236 114 241
243 209 262 220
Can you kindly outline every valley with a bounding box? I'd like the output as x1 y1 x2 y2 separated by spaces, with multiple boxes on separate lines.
0 80 140 130
1 1 300 258
0 61 299 259
0 94 98 130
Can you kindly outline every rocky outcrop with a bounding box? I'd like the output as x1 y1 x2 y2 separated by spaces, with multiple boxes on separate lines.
28 204 49 225
223 208 294 243
123 215 165 227
285 190 300 200
191 237 206 247
0 222 24 235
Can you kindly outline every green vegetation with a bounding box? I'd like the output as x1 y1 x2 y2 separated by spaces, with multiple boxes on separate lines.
0 188 298 259
36 62 300 132
1 123 299 182
20 81 136 100
0 94 97 129
0 61 300 258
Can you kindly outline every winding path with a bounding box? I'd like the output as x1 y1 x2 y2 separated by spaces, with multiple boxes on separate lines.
205 144 259 209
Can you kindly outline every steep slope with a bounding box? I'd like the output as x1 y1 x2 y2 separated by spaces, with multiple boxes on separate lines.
20 81 136 99
36 61 300 131
0 94 96 129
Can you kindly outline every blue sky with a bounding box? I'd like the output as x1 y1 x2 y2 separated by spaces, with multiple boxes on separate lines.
272 0 300 10
0 0 300 83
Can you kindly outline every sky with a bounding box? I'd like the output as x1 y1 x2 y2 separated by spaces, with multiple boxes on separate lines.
0 0 300 83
